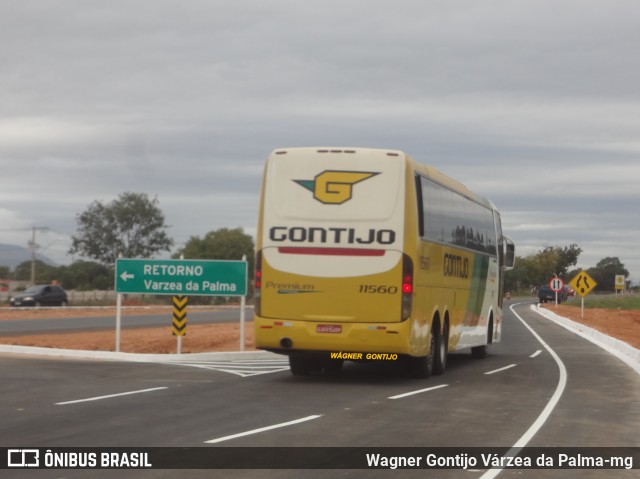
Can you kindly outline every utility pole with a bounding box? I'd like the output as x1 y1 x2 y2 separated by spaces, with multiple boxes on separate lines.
28 226 49 285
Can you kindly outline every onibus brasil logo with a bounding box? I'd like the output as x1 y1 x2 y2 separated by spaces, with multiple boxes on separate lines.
293 170 380 205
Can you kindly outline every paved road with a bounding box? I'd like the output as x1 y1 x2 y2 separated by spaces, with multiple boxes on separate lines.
0 309 252 335
1 302 638 478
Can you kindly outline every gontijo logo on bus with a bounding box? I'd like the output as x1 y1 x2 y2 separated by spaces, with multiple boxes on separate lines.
294 170 380 204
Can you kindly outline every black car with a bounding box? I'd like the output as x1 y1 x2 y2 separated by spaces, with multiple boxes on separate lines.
537 284 567 304
10 285 68 307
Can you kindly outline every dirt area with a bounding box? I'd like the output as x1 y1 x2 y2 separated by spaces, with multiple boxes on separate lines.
0 302 638 354
539 303 640 350
0 306 255 354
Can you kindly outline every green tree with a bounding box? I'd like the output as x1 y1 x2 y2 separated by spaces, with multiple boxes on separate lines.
58 261 112 290
174 227 254 270
555 244 583 276
505 244 582 292
173 228 254 302
0 266 10 279
587 257 629 292
70 192 174 266
504 256 532 293
14 260 59 284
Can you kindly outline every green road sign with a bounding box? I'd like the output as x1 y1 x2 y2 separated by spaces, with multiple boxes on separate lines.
115 258 247 296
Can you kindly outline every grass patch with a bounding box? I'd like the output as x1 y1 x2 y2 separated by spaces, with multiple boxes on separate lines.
564 294 640 310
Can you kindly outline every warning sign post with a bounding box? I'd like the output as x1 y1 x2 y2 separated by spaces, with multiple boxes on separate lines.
568 271 598 318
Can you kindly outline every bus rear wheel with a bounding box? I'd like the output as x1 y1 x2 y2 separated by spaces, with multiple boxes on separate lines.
433 323 448 375
470 345 487 359
323 358 344 374
289 356 341 376
407 355 432 379
471 317 492 359
407 332 435 379
289 356 322 375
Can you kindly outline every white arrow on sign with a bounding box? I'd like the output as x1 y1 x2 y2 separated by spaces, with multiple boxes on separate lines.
120 271 135 282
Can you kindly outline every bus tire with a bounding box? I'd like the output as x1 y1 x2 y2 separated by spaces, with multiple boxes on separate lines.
487 316 494 344
433 323 448 375
407 332 435 378
323 359 344 374
289 356 315 375
471 316 493 359
471 345 487 359
408 355 432 378
289 356 308 375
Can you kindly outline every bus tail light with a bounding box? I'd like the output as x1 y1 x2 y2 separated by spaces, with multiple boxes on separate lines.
254 250 262 316
401 254 413 320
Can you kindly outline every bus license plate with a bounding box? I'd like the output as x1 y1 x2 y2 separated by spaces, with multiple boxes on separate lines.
316 324 342 334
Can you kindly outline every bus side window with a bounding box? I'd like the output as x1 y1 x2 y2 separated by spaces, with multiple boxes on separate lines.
415 175 424 238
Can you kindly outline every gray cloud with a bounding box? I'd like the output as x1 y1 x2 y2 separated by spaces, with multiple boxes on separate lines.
1 0 639 279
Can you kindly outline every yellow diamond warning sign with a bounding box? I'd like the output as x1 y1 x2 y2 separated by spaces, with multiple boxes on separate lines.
569 271 597 297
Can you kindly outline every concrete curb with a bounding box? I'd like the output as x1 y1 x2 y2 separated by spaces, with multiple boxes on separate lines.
0 344 281 362
531 304 640 375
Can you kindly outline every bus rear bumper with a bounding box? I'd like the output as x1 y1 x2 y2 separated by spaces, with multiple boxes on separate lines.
253 316 414 357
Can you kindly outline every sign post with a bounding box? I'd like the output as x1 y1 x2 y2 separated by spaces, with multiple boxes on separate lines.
568 271 597 318
115 288 122 352
549 276 564 307
115 253 123 352
240 255 247 351
114 258 248 353
615 275 625 294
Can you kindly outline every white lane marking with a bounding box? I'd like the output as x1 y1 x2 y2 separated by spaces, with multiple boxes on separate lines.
479 303 567 479
212 368 290 377
204 415 322 444
387 384 449 400
157 359 291 377
484 364 517 375
56 387 168 405
530 349 542 358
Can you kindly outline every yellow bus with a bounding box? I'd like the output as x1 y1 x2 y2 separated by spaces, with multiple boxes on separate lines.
254 147 515 377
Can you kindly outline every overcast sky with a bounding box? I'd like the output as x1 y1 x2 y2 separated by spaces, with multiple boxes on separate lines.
1 0 639 282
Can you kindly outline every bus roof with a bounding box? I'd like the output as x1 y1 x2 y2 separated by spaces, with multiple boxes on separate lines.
269 147 495 211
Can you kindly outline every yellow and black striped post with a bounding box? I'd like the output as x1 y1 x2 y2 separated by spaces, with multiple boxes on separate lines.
172 295 187 336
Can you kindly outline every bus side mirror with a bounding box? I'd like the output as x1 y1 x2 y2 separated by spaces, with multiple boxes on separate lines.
503 236 515 270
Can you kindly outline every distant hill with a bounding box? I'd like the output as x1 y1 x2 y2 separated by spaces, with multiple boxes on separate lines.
0 244 57 269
